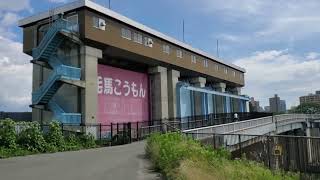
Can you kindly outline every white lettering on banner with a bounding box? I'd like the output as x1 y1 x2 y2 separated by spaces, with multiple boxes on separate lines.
103 77 113 95
97 76 146 98
123 81 130 96
114 79 122 96
139 83 146 98
131 82 138 97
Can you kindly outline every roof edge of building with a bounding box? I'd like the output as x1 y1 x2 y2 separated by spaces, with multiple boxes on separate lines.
18 0 246 73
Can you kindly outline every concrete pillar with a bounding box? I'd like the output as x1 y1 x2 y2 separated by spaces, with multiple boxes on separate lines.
80 46 102 127
167 69 180 119
190 77 206 116
148 66 169 121
213 82 226 92
306 120 313 163
190 77 206 88
231 87 241 95
246 101 250 112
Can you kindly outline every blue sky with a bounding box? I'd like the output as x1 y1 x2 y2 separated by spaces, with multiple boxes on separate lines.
0 0 320 111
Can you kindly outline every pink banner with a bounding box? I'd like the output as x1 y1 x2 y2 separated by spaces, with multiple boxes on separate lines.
97 65 149 124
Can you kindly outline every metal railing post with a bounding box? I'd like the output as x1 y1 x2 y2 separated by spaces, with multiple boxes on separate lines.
99 123 102 140
238 134 242 157
110 123 113 145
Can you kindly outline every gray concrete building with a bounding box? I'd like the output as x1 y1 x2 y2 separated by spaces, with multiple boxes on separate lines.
269 94 286 113
18 0 249 127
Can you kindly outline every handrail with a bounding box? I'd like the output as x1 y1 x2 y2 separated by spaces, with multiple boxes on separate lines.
32 19 68 59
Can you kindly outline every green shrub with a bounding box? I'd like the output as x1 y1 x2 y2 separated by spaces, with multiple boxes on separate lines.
0 119 17 149
146 133 298 180
0 147 33 159
45 121 65 151
17 122 46 152
77 133 96 148
64 134 81 151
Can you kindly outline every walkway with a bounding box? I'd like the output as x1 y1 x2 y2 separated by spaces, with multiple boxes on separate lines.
0 141 161 180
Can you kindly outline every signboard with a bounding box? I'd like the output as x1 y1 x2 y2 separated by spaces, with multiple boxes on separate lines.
97 65 149 125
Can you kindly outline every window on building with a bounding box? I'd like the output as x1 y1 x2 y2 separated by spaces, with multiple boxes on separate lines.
93 17 99 28
133 32 143 44
203 59 208 67
92 16 106 30
215 64 219 71
177 49 183 58
224 67 228 74
191 55 197 63
144 37 153 47
66 15 78 32
121 28 131 40
163 44 170 54
240 74 243 80
233 71 236 77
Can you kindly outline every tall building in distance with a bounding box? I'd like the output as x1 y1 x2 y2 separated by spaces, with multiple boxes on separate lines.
269 94 287 113
249 97 263 112
299 91 320 105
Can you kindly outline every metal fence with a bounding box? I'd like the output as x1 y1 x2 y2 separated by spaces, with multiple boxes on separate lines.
186 132 320 174
1 112 272 146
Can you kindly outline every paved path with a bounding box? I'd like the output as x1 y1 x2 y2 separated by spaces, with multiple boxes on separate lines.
0 141 161 180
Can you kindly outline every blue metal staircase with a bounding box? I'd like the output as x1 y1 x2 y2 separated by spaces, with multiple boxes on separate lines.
32 18 81 124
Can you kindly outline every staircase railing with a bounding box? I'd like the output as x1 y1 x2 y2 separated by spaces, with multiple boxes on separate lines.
32 58 81 104
48 99 81 124
32 18 68 60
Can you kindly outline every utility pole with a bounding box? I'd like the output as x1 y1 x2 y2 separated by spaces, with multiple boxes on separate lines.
182 19 185 42
108 0 111 9
216 39 219 58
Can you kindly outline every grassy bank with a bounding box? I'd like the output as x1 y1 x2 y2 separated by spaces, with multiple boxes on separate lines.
146 133 298 180
0 119 97 159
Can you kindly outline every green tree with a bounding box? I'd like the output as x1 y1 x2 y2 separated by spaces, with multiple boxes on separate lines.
291 103 320 114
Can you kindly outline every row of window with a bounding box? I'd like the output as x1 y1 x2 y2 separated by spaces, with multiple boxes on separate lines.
119 27 243 80
121 28 153 48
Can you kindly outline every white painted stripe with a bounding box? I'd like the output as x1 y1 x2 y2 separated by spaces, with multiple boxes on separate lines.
18 0 246 73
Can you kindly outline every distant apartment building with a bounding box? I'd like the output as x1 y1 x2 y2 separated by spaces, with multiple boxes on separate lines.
300 91 320 105
280 100 287 113
269 94 286 113
249 97 263 112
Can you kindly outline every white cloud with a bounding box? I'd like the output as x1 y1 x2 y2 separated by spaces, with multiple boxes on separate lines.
0 0 31 12
306 52 320 60
194 0 320 45
48 0 68 3
234 50 320 108
0 36 32 112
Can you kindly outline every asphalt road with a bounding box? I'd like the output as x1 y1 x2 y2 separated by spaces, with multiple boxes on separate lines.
0 141 161 180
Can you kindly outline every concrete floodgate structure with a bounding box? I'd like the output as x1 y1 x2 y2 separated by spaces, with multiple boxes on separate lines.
18 0 249 137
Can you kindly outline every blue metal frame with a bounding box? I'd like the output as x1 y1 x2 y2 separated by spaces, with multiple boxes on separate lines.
177 82 249 118
31 17 81 124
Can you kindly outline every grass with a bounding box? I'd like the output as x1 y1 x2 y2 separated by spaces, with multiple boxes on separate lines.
146 132 298 180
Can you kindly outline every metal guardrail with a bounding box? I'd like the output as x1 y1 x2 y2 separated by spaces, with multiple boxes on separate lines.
183 114 320 140
185 132 320 174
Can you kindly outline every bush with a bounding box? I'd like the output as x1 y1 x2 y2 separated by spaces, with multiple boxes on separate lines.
45 121 65 151
64 134 81 151
77 133 96 148
0 147 32 159
0 119 17 149
17 122 46 152
146 133 298 180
